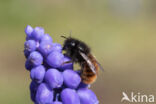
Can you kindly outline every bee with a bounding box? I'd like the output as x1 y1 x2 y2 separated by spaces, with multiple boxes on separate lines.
61 36 104 84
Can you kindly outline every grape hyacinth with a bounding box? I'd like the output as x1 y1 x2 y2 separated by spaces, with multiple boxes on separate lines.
24 25 99 104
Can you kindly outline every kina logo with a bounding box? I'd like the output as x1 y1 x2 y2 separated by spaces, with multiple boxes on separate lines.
121 92 155 103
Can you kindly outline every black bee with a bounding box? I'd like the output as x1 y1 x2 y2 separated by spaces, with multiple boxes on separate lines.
61 36 103 84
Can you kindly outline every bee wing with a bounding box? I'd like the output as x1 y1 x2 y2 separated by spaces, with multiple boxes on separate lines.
93 56 104 72
98 62 104 72
79 52 96 74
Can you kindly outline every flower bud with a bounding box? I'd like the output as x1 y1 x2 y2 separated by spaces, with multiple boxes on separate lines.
46 51 64 68
25 25 33 39
28 51 43 66
24 40 37 52
63 70 81 89
36 83 53 104
51 43 62 52
61 88 80 104
53 101 62 104
30 81 39 102
31 27 44 41
38 41 53 56
40 34 53 43
45 69 63 89
77 88 99 104
59 56 73 71
30 65 45 83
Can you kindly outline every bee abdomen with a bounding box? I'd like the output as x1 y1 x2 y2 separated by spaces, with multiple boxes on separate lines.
81 64 97 84
81 72 97 84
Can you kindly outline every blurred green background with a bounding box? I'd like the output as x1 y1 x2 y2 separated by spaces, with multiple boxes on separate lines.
0 0 156 104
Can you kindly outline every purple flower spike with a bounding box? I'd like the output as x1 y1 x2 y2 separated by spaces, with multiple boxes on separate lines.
28 51 43 66
61 88 80 104
36 83 53 104
40 34 53 43
59 56 73 71
30 65 46 83
77 88 99 104
25 25 33 39
53 101 62 104
45 69 63 89
63 70 81 89
46 51 64 68
24 40 37 52
38 41 53 57
31 27 44 41
24 25 99 104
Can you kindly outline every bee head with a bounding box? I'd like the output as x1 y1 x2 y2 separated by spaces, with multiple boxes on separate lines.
61 36 77 51
61 36 90 56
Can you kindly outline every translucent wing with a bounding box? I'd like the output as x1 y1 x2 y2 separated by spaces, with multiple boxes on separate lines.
93 55 104 72
79 52 96 74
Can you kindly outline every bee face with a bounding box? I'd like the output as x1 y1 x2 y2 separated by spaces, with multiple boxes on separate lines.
62 39 79 59
63 40 76 50
70 41 76 47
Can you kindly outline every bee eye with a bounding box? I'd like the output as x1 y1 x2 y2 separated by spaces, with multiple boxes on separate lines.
71 42 75 46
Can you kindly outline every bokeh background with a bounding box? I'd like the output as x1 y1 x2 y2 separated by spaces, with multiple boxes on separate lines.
0 0 156 104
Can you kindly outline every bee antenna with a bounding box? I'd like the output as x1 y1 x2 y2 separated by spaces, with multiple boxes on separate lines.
69 30 72 38
61 35 68 39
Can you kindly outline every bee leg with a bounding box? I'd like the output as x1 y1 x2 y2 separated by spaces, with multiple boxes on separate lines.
61 61 73 66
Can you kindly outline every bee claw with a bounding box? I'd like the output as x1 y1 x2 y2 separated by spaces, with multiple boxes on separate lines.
61 61 72 66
